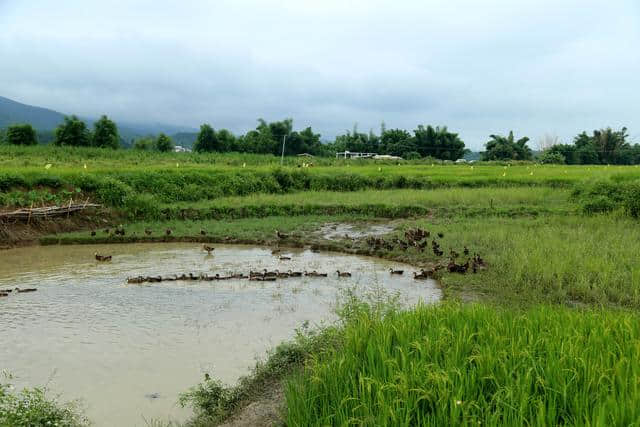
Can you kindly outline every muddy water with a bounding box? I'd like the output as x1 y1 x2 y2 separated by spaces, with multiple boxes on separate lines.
0 243 440 426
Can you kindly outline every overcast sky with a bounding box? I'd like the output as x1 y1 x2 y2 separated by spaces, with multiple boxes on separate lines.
1 0 639 149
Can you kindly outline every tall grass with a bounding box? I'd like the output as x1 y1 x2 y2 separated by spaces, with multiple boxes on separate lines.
395 214 640 308
285 303 640 426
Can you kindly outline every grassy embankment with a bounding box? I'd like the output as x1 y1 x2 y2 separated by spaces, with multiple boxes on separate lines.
4 146 640 425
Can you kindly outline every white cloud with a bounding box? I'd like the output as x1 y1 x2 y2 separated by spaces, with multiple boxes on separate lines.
1 0 638 148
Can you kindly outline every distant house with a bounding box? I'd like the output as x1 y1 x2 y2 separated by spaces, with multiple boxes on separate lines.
335 151 377 159
174 145 192 153
373 154 403 161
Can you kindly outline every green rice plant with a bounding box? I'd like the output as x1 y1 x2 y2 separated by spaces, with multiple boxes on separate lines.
285 303 640 426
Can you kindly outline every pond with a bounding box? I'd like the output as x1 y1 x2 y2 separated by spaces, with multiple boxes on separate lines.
0 243 440 426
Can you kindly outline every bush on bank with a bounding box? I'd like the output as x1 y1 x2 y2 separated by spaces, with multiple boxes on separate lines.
0 380 88 427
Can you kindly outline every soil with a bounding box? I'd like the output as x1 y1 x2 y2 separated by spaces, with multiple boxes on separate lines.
318 221 395 241
219 382 285 427
0 209 113 249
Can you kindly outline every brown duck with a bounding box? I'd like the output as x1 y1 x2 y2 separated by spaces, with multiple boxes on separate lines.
95 253 112 262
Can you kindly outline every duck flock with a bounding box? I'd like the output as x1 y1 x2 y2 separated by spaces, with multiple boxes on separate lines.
86 226 487 285
0 287 37 298
366 227 486 278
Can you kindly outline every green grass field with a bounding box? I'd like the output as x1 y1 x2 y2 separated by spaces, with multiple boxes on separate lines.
4 147 640 425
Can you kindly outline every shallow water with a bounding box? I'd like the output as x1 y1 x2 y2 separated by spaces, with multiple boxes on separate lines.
0 243 440 426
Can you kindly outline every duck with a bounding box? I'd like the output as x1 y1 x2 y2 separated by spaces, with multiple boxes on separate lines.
200 229 207 236
275 230 288 239
263 269 277 277
147 276 163 283
15 288 37 293
336 270 352 277
279 256 292 261
165 228 172 236
90 230 96 236
0 289 12 293
0 292 8 297
437 232 444 238
413 271 428 279
95 253 112 262
413 269 434 280
288 270 303 277
463 246 470 256
203 245 215 254
127 276 145 284
144 228 153 236
389 269 404 275
275 270 290 278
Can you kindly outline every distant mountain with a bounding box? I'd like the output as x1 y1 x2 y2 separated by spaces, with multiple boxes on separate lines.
0 95 66 130
0 95 196 145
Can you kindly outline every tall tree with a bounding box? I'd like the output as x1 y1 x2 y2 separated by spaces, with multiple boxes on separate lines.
381 129 415 157
592 127 630 164
92 115 120 149
155 133 174 152
54 115 91 147
482 131 531 160
193 124 220 152
6 124 37 145
216 129 237 152
413 125 467 160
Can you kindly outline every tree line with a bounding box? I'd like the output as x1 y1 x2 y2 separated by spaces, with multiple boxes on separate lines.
1 115 638 164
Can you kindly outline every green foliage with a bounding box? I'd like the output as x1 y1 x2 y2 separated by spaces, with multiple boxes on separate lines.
538 150 565 164
285 303 640 426
573 180 640 219
483 131 532 160
413 125 467 160
193 124 220 152
547 127 639 165
154 133 174 152
54 115 91 147
92 115 119 149
0 378 88 426
6 124 37 146
133 136 154 150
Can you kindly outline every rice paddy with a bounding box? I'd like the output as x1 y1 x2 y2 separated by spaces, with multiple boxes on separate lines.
3 148 640 425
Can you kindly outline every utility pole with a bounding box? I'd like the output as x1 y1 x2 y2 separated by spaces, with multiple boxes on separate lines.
280 134 287 166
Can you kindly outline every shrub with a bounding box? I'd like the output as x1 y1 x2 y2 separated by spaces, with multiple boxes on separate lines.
94 177 131 207
539 151 566 164
6 124 38 146
0 379 88 426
